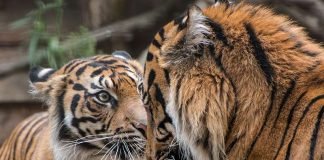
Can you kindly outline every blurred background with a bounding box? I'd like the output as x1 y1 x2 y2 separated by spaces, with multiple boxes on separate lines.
0 0 323 144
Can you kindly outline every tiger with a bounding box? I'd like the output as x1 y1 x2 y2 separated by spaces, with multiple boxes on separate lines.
142 1 324 160
0 51 147 160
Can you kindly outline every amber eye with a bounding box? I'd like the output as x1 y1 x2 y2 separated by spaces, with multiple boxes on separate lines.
96 91 111 103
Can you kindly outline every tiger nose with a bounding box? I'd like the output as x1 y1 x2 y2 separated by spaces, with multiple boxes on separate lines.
135 123 146 131
115 127 122 133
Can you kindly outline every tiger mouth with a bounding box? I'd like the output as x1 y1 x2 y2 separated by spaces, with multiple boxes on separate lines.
60 132 146 159
95 136 146 160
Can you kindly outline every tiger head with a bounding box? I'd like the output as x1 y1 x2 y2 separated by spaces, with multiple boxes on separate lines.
30 51 147 160
143 1 323 159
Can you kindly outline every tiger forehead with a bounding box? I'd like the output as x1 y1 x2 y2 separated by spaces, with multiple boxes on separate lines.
62 55 140 74
59 55 142 89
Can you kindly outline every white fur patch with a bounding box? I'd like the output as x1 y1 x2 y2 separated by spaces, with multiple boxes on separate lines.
187 8 212 47
37 68 54 78
113 55 128 60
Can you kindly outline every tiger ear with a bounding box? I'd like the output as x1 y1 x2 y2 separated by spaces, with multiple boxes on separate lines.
185 5 212 47
187 5 202 23
214 0 235 6
112 50 132 60
29 66 55 83
29 66 56 96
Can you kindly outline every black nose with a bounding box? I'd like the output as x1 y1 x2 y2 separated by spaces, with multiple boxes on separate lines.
115 127 122 133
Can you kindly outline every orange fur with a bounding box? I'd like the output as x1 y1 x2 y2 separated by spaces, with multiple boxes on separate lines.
143 2 324 160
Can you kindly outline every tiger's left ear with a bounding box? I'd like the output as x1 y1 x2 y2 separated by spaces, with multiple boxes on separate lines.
184 5 212 46
112 50 132 60
161 6 212 69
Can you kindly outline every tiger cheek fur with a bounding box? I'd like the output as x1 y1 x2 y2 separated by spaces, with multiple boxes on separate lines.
144 2 324 160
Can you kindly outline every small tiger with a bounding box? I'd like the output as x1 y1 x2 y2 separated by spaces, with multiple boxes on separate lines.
143 1 324 160
0 51 147 160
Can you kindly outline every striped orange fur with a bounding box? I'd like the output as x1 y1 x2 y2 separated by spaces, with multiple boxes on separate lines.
143 2 324 160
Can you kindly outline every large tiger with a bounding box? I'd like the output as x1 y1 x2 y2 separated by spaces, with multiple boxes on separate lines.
0 51 147 160
143 1 324 160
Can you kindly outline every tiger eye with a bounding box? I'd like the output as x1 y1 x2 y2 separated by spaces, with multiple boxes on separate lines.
97 91 111 103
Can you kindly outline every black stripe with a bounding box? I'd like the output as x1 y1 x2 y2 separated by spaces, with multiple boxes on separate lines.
152 38 162 49
273 91 306 160
25 116 47 157
63 59 79 73
106 114 114 132
75 65 87 79
57 89 72 140
245 86 277 159
273 80 296 128
146 52 154 61
154 83 174 142
12 115 46 159
98 76 104 86
70 94 80 116
114 64 130 69
285 94 324 160
91 83 102 89
226 136 239 153
147 70 156 90
158 28 165 41
245 23 275 85
97 59 118 65
301 50 319 57
163 69 171 85
77 116 100 123
91 68 104 77
205 18 229 46
71 117 102 137
155 83 166 108
66 61 86 73
73 83 85 91
309 106 324 160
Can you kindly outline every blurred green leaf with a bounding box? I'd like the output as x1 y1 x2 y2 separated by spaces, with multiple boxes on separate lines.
9 17 33 29
23 0 96 68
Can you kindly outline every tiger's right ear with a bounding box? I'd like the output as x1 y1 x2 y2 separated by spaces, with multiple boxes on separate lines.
29 66 55 83
29 66 56 96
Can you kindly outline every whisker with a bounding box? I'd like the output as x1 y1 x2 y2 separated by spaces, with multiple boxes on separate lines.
122 139 134 160
96 139 116 155
114 138 120 160
101 142 117 160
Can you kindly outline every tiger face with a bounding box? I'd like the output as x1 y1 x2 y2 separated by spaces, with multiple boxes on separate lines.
30 52 146 160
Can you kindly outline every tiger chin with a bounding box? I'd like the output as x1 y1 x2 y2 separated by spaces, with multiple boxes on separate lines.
143 1 324 160
0 51 147 160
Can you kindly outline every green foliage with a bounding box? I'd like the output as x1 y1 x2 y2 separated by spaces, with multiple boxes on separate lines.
11 0 96 69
